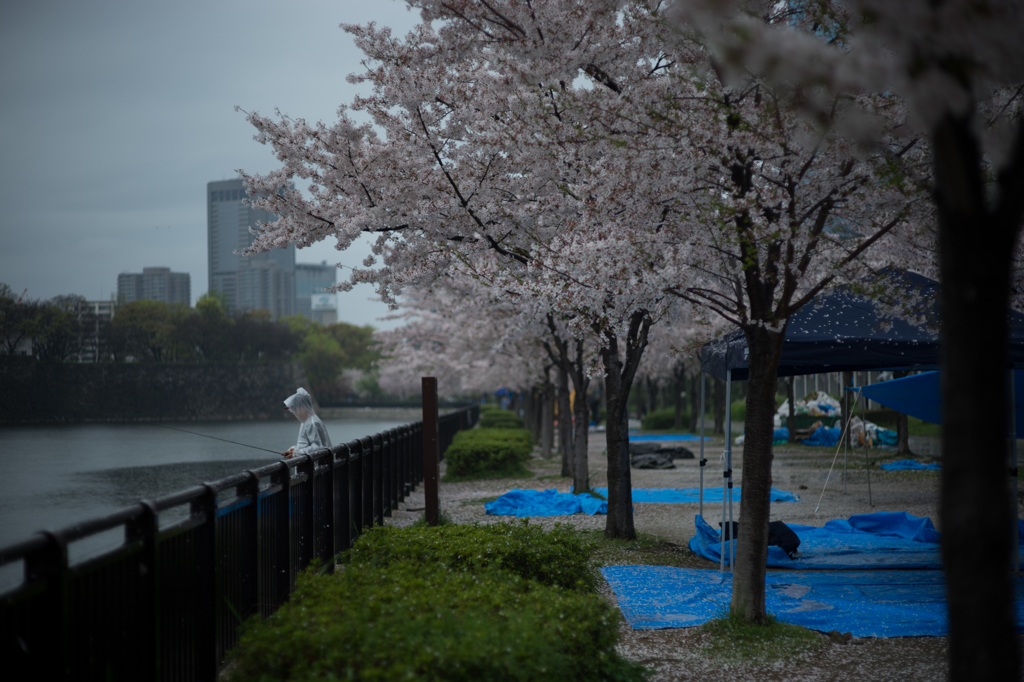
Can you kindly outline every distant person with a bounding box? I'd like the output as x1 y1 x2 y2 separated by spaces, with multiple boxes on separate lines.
282 387 332 458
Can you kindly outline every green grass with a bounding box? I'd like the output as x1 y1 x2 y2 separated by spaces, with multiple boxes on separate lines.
694 611 827 664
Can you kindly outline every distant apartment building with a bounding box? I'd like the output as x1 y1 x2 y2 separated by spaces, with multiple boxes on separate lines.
77 299 115 362
207 178 295 319
296 261 338 324
117 267 191 305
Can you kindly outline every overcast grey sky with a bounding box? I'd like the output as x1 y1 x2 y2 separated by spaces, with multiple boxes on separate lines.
0 0 419 329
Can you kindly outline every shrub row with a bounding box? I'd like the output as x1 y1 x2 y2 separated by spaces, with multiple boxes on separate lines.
226 524 646 682
640 408 686 431
349 522 597 592
443 427 533 481
479 409 525 429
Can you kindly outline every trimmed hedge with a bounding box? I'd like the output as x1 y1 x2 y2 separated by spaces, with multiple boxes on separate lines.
479 409 526 429
225 564 645 682
640 408 686 431
444 427 533 481
225 524 648 682
349 522 597 592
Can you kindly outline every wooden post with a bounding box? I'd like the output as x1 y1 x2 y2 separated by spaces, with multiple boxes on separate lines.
422 377 439 526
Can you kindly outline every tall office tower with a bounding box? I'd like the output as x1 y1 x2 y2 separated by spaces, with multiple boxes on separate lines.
117 267 191 305
295 261 338 324
207 178 295 319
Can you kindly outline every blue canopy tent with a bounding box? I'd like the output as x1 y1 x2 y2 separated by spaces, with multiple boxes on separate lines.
855 370 1024 438
695 270 1024 572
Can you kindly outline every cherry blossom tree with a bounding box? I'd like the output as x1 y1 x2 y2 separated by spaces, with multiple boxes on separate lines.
672 0 1024 674
237 0 697 539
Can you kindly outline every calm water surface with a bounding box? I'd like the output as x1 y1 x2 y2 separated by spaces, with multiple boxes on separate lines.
0 418 407 570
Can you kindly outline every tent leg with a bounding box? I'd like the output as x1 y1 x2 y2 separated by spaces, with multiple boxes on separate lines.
725 369 734 572
861 388 872 507
1010 370 1019 574
700 372 706 518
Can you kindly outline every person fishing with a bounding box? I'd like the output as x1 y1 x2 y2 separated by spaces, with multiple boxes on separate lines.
282 387 332 458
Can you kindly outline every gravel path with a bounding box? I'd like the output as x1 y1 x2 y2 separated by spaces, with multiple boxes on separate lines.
383 431 1022 681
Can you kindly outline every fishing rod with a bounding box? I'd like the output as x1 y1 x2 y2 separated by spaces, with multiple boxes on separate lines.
157 424 286 456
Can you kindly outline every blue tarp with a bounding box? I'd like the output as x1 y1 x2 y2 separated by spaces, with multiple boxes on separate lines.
484 489 606 516
881 459 942 471
854 370 1024 438
629 434 709 442
601 565 1024 637
589 486 799 504
687 512 958 569
802 426 842 447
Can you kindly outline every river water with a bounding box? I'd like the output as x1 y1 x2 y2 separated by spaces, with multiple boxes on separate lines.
0 418 408 584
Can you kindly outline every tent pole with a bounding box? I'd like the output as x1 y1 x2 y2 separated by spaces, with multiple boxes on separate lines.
699 371 706 518
1011 370 1019 574
861 388 872 507
726 369 734 572
843 382 848 494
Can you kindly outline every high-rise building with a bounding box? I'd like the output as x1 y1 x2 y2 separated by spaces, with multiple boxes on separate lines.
117 267 191 305
296 261 338 324
207 178 295 319
77 299 115 363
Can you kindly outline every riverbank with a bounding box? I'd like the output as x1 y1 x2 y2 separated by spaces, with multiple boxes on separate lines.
0 358 308 423
382 431 1021 681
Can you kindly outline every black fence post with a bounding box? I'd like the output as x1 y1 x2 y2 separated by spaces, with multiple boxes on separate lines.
372 433 385 524
126 501 160 679
192 485 218 681
334 445 351 552
296 456 315 575
350 440 363 538
23 531 70 679
318 451 335 570
361 436 374 529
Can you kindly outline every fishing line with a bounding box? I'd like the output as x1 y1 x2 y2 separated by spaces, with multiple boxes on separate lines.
157 424 285 456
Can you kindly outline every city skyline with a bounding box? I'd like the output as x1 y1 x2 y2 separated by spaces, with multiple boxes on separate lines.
0 0 418 330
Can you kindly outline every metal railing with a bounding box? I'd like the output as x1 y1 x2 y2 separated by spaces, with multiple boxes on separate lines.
0 404 478 681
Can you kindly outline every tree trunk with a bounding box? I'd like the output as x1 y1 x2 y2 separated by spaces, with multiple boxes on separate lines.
893 370 914 456
570 340 591 494
557 361 573 478
634 380 647 421
674 363 686 430
786 376 797 443
934 112 1021 681
731 325 786 623
600 311 651 540
541 373 555 459
689 371 701 433
523 387 537 444
713 375 726 436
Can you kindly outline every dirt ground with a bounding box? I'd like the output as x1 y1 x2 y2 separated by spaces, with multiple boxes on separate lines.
382 431 1022 682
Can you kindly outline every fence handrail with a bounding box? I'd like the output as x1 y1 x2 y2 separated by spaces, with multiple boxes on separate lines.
0 403 479 681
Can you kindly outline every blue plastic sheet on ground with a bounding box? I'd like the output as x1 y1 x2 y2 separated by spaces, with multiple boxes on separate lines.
588 486 799 504
802 426 842 447
687 512 958 569
628 434 710 442
601 565 1024 637
484 489 607 516
881 459 941 471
